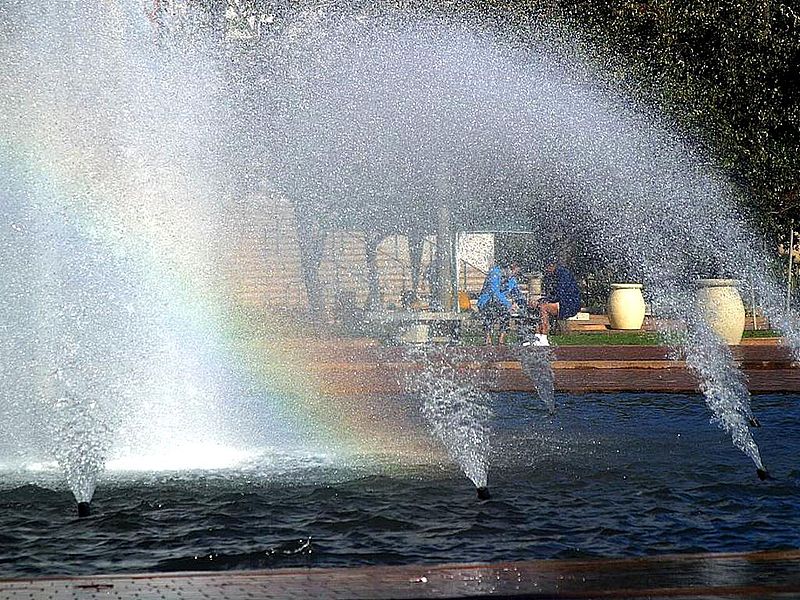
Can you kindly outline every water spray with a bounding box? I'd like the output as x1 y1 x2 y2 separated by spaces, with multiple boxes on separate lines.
517 346 556 414
408 348 493 498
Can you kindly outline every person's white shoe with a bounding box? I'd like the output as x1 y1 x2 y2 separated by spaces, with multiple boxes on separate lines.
532 334 549 347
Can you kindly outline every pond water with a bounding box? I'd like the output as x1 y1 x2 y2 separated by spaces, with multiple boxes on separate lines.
1 392 798 577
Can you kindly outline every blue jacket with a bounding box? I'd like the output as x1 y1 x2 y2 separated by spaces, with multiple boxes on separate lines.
542 266 580 318
477 266 524 309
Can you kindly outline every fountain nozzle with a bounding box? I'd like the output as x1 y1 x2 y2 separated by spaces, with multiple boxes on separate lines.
757 468 770 481
77 502 91 518
476 486 491 500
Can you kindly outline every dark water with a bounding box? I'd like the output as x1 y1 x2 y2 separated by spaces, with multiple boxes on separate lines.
2 392 799 577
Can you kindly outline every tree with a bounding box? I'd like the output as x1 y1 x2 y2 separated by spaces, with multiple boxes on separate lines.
555 0 800 236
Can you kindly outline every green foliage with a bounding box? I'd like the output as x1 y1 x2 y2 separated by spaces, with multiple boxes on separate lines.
555 0 800 236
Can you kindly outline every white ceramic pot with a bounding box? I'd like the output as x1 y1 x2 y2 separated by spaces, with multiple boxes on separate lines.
607 283 646 330
696 279 745 345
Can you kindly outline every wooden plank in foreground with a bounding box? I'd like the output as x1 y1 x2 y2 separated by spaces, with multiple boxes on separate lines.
3 549 800 599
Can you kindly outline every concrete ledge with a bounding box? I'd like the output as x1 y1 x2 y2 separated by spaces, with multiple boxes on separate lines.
306 345 800 394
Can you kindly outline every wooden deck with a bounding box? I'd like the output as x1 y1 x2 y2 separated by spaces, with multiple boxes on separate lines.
4 549 799 599
303 344 800 395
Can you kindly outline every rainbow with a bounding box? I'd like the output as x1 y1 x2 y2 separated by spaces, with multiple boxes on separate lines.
0 134 438 470
0 0 442 477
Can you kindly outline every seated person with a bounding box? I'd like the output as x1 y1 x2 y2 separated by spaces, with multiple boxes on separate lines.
533 259 580 344
477 261 525 345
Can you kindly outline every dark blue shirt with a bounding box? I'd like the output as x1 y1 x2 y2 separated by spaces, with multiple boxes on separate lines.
543 267 580 318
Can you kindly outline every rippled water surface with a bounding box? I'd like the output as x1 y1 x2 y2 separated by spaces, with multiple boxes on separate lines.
2 392 798 577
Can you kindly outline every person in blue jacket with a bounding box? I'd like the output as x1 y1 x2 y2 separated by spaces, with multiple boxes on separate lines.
536 259 580 341
477 261 525 345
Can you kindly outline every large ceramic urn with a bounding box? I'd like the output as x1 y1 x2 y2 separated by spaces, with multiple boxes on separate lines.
607 283 646 330
696 279 745 345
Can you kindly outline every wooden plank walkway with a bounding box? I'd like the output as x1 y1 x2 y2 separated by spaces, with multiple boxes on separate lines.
304 344 800 395
3 550 799 599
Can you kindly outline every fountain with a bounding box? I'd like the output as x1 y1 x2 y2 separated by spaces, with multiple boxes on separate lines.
0 0 798 578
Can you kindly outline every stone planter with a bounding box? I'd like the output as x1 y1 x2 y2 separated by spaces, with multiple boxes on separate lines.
607 283 646 330
696 279 745 345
